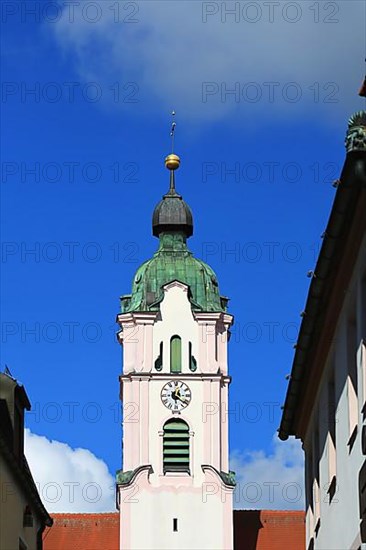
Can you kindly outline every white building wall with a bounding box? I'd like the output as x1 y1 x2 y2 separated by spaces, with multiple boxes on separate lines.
305 234 366 550
120 480 233 550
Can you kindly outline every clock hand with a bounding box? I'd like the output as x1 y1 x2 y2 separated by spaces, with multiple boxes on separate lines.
171 388 181 401
171 387 184 402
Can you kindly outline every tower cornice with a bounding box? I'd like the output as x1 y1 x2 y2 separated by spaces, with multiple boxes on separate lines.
119 373 232 384
194 311 234 326
116 311 158 326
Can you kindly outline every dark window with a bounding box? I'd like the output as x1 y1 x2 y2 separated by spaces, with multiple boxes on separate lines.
189 342 197 372
163 419 189 473
155 342 163 371
173 518 178 532
23 505 33 527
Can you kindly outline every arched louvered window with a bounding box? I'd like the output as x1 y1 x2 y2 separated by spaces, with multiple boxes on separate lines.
163 419 190 473
170 336 182 373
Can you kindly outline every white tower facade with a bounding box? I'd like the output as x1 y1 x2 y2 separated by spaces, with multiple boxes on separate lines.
116 154 235 550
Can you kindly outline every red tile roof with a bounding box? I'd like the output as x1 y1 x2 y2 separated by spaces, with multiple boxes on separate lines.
43 510 305 550
234 510 305 550
43 513 119 550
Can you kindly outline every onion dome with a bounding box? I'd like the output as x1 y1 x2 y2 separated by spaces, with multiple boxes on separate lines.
152 154 193 238
121 153 228 314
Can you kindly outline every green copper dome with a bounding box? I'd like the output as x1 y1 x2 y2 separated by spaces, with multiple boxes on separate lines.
121 157 228 314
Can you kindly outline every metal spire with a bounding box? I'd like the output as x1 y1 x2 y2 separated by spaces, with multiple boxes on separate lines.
170 110 176 153
165 110 180 194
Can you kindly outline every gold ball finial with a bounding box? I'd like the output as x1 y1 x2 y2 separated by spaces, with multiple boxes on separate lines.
165 153 180 171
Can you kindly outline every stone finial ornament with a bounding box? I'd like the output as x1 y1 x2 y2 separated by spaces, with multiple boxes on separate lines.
345 110 366 152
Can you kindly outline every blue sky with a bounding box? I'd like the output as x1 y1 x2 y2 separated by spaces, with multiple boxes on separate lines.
1 0 366 511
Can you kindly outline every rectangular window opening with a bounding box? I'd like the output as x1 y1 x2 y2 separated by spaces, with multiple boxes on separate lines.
173 518 178 532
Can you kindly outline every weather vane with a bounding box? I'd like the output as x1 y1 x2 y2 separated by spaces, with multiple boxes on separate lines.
170 110 176 153
165 110 180 174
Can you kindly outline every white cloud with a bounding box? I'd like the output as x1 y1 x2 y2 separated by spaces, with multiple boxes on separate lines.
230 434 304 510
25 429 303 513
24 430 115 512
50 0 365 123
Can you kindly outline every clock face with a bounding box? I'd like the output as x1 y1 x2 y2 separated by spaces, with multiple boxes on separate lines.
161 380 191 411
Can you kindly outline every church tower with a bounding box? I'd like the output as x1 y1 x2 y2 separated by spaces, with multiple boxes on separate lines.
116 150 235 550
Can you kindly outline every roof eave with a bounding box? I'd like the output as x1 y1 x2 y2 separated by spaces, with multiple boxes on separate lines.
279 149 366 441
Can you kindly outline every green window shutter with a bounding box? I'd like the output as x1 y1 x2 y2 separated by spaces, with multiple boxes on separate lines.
163 420 190 473
170 336 182 373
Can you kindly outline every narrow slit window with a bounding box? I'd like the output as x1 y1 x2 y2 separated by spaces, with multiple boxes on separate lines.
170 336 182 373
155 342 163 371
189 342 197 372
173 518 178 532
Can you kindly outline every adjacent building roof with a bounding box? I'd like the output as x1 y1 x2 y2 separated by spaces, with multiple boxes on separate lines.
0 372 53 528
234 510 305 550
43 513 119 550
43 511 305 550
